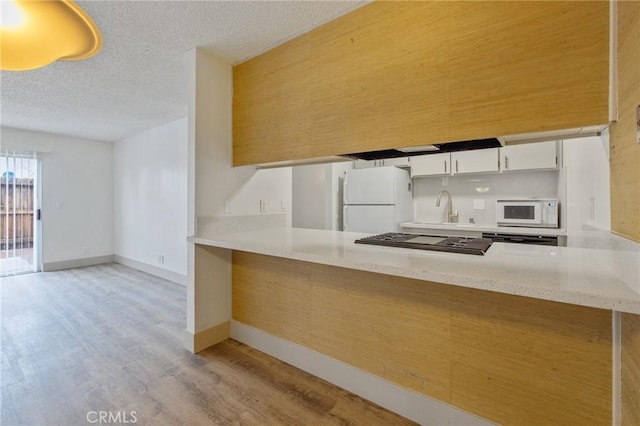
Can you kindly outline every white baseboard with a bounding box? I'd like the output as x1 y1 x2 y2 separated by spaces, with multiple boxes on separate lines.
43 255 114 272
114 255 187 286
612 311 621 426
230 321 493 426
184 321 230 353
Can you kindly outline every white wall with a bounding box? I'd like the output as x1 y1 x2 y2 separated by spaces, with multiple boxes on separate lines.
114 118 188 278
1 127 114 267
187 49 291 225
221 166 292 219
292 164 328 229
412 170 559 225
186 48 293 337
563 134 611 232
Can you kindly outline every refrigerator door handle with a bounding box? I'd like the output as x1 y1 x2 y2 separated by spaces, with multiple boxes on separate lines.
343 205 348 231
343 181 348 204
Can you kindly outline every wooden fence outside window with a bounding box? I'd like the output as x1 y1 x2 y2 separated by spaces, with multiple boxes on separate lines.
1 178 35 250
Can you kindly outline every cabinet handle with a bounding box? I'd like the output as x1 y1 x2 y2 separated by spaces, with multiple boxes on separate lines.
444 160 447 173
455 160 459 173
505 156 509 170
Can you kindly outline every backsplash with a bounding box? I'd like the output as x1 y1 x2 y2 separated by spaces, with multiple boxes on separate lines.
412 170 560 225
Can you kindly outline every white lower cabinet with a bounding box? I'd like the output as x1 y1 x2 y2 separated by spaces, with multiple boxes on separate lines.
410 153 451 177
451 148 499 174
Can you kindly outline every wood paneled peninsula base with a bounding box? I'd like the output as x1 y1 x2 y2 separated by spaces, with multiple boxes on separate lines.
189 228 640 425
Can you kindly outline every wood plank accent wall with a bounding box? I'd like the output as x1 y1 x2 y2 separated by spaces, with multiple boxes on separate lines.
610 5 640 420
232 251 612 425
233 1 609 166
622 313 640 426
309 2 451 156
610 1 640 242
233 36 311 164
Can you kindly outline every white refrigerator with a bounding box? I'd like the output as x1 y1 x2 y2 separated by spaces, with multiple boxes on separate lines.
343 166 412 234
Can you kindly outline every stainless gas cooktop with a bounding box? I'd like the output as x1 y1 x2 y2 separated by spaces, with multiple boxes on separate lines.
355 232 492 256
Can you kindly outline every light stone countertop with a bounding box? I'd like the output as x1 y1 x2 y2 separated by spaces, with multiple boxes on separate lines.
401 221 567 236
188 227 640 314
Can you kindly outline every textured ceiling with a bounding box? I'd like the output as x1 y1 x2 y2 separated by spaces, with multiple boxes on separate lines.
0 0 366 142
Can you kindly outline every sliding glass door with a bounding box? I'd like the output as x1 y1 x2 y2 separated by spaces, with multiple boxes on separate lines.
1 151 40 276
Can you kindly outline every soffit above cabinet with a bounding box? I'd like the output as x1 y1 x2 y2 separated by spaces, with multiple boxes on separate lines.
501 125 607 146
255 155 351 169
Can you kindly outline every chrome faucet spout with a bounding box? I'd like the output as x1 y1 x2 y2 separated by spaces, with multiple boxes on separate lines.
436 190 458 223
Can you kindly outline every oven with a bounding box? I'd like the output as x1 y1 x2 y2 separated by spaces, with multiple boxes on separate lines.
482 232 559 246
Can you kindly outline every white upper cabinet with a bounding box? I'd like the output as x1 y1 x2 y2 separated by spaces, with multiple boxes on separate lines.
500 141 559 172
451 148 499 174
408 142 562 177
410 153 451 177
353 157 411 169
353 159 375 169
381 157 411 168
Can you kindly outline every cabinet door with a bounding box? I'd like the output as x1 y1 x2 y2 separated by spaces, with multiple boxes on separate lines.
411 153 450 177
310 2 450 157
381 157 411 168
451 148 499 174
447 2 608 141
500 141 558 171
233 36 312 166
353 159 375 169
353 158 410 168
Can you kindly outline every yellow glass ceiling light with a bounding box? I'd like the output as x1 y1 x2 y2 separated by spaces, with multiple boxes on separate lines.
0 0 102 71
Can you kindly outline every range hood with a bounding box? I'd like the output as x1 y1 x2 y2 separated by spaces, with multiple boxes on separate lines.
342 137 504 161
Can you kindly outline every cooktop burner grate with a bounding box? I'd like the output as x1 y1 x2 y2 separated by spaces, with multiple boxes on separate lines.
355 232 492 256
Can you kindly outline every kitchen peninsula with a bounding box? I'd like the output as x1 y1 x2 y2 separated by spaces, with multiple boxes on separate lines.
185 0 640 423
189 227 640 425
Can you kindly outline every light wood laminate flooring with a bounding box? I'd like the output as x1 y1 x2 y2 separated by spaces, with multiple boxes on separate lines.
1 263 415 426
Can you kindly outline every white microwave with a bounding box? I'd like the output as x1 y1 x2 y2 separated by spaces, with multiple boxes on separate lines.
496 198 559 228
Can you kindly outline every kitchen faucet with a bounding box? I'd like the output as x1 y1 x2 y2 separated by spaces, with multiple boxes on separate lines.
436 190 458 223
